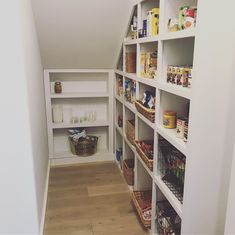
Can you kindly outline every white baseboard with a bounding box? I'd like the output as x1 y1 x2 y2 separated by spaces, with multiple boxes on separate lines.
40 161 50 235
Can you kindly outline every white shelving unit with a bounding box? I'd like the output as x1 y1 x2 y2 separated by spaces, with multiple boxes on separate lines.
44 69 114 166
115 0 197 234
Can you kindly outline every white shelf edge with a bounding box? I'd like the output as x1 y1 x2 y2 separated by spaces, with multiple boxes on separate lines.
124 134 136 153
115 69 124 76
45 69 113 73
138 77 158 88
115 124 123 136
161 28 196 41
154 175 183 218
137 111 156 130
124 73 138 81
50 92 109 99
52 121 110 129
124 35 159 45
115 94 124 104
124 101 136 113
136 152 153 178
158 82 191 100
156 125 187 156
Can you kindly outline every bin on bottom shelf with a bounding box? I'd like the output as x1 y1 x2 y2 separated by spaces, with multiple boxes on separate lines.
123 159 134 185
69 135 99 157
156 200 181 235
131 190 152 228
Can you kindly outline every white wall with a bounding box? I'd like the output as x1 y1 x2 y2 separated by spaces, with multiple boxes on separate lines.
31 0 134 69
0 0 48 234
225 142 235 234
181 0 235 234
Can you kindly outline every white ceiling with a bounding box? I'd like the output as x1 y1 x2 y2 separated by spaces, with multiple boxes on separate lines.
31 0 134 69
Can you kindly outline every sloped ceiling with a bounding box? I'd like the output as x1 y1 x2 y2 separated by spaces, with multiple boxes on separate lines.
31 0 134 69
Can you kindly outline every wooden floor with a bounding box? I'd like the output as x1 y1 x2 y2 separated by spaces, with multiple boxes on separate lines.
44 162 149 235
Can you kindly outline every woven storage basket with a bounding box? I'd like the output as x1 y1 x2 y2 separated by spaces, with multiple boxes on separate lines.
126 120 135 145
123 159 134 185
135 140 154 171
131 190 152 228
69 135 98 157
135 100 155 123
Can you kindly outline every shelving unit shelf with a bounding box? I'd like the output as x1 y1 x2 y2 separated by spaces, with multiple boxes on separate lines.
115 0 197 233
44 69 114 166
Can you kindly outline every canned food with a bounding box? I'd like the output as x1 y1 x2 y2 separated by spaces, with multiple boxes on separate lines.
163 111 177 129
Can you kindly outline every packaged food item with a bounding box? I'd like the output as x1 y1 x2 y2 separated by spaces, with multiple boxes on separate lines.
176 117 188 139
168 18 179 32
167 66 173 83
54 81 62 93
183 7 197 29
151 8 160 36
176 67 184 86
188 67 192 88
179 6 189 30
163 111 177 129
140 53 146 77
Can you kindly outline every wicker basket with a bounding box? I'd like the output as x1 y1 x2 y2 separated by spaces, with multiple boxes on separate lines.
69 135 98 157
131 190 152 228
123 159 134 185
126 120 135 145
135 140 154 171
135 100 155 123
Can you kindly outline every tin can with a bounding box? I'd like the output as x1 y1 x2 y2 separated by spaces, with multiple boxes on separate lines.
163 111 176 129
176 67 184 86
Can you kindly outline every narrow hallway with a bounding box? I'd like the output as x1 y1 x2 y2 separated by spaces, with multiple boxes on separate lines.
44 162 148 235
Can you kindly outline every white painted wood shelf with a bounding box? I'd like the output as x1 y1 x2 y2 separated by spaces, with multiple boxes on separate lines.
44 69 114 164
114 0 197 233
50 92 109 98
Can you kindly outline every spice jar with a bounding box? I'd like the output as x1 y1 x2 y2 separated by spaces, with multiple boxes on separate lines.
54 81 62 93
163 111 176 129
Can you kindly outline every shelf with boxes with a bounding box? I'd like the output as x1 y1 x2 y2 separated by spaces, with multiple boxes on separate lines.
44 69 114 165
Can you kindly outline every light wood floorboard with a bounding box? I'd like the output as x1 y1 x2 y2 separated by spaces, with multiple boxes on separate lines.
44 162 149 235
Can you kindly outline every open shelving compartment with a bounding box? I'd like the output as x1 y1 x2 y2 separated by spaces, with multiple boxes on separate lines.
135 117 155 174
139 0 160 39
124 76 136 109
125 4 138 41
154 134 186 216
115 73 124 99
44 69 114 166
125 44 137 75
132 157 153 229
115 130 123 168
115 99 123 132
139 41 158 81
53 126 110 160
49 71 109 98
152 184 182 234
159 36 195 99
136 82 156 127
123 142 135 187
162 0 198 35
124 106 136 148
158 90 190 156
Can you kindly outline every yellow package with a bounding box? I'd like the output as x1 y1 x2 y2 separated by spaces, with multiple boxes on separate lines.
151 8 160 36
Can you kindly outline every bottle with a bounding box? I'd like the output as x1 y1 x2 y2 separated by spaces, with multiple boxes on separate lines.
54 81 62 93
